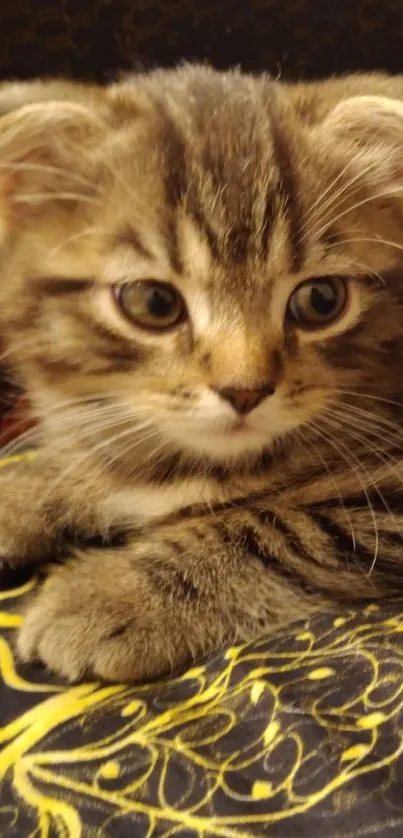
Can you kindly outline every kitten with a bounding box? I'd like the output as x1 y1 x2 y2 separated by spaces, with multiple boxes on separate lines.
0 66 403 682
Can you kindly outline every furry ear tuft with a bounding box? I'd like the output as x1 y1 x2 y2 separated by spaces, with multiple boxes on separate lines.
316 95 403 194
321 95 403 146
0 92 105 217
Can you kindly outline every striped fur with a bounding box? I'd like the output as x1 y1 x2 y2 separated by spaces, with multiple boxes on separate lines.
1 67 403 681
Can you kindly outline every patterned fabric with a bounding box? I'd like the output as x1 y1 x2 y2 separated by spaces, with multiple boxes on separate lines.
1 456 403 836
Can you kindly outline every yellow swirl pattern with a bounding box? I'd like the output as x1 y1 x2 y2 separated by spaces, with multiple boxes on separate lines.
1 455 403 836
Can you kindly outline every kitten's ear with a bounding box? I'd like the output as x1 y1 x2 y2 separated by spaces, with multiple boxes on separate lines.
0 83 105 224
317 95 403 185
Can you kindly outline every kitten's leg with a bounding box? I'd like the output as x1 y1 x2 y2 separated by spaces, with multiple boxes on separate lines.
0 456 99 566
17 513 329 682
0 457 63 565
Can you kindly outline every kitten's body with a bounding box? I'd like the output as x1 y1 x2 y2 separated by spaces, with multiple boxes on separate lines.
1 67 403 681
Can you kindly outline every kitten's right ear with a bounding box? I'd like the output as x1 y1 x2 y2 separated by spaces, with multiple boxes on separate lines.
0 82 106 236
315 94 403 189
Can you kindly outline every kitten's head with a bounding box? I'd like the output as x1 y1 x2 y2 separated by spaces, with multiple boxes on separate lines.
1 67 403 468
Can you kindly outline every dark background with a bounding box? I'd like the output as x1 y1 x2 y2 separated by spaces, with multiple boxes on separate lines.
0 0 402 85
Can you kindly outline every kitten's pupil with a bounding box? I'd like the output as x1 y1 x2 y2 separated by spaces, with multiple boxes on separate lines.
311 283 338 316
148 286 176 318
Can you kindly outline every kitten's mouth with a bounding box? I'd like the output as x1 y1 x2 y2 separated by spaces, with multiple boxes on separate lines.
220 418 257 437
204 419 253 438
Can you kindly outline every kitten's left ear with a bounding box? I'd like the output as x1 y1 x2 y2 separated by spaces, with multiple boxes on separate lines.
316 94 403 187
0 88 106 231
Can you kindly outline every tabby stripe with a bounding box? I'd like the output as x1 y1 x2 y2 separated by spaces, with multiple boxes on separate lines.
155 98 189 208
378 531 403 549
170 491 265 523
172 571 200 602
154 97 221 266
239 523 317 593
164 213 184 275
215 522 235 546
311 490 403 515
32 277 94 296
320 226 342 248
187 192 221 261
113 226 153 261
255 508 316 565
267 87 304 272
164 539 185 555
74 311 146 363
91 354 141 371
260 184 277 257
239 524 273 567
311 511 376 566
190 527 205 542
226 225 252 264
149 562 199 602
34 356 82 375
223 505 320 570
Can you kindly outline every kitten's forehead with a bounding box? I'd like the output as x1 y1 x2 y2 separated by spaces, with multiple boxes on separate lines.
118 69 308 278
106 69 402 298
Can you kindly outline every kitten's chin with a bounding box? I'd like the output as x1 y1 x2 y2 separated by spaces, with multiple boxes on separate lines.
166 423 273 463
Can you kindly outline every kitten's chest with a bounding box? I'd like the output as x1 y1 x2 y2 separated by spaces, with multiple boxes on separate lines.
102 478 222 527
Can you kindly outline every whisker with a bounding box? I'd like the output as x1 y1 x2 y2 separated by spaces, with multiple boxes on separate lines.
302 154 383 237
90 426 164 485
323 406 403 509
308 419 380 575
0 161 97 192
325 400 403 443
42 421 158 505
49 226 100 258
331 389 403 412
320 414 403 575
0 408 130 459
298 425 356 548
322 234 403 259
13 191 102 206
0 336 46 365
0 423 43 459
311 185 403 241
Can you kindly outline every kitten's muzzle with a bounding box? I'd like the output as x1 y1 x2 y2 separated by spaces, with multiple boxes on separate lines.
216 385 275 415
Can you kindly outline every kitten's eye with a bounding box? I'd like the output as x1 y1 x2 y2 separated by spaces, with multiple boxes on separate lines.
287 276 348 329
114 280 186 331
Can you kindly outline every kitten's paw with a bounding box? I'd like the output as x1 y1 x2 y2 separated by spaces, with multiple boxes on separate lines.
17 559 190 683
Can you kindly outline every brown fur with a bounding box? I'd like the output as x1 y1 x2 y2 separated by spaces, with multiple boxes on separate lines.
1 66 403 681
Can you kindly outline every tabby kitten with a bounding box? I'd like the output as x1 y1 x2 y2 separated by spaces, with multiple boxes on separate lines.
1 66 403 682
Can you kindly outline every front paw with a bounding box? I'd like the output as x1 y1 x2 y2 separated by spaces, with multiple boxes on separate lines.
17 551 193 683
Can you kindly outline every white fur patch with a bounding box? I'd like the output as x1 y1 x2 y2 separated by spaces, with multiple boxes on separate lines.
103 478 218 526
188 290 213 335
178 216 212 278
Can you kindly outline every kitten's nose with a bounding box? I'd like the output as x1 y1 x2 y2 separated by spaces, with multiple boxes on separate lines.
217 385 275 415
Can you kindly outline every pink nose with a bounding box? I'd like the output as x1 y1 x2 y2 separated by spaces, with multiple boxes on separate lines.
217 385 275 415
